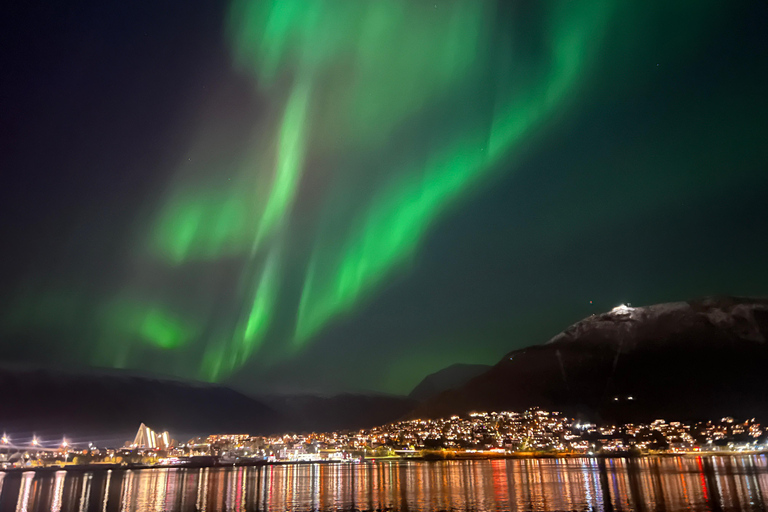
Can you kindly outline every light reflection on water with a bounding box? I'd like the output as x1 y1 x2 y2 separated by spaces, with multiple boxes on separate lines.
0 456 766 511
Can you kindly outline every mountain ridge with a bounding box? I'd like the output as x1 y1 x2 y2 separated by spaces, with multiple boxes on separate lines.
411 296 768 423
0 366 416 443
408 363 491 402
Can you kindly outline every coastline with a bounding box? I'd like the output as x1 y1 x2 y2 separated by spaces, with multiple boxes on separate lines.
2 450 766 474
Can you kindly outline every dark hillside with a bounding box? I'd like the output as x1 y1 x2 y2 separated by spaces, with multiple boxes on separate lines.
412 297 768 423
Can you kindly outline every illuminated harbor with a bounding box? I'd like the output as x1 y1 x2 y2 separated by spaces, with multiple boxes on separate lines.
1 409 765 472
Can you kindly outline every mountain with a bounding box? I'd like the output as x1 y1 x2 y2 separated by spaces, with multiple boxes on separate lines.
408 363 491 402
259 393 417 433
0 366 284 444
412 297 768 423
0 366 417 444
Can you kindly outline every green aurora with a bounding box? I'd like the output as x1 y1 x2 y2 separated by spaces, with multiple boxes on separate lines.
2 0 766 394
146 0 616 381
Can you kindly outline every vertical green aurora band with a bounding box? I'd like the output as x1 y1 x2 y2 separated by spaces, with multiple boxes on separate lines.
201 248 281 381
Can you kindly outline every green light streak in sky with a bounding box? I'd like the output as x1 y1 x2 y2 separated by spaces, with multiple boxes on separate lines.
139 309 192 349
295 1 613 342
151 44 312 263
254 78 311 250
153 189 249 263
238 251 280 360
227 0 489 152
102 299 197 350
202 250 280 381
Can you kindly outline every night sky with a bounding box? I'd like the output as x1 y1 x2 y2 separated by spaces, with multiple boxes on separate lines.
2 1 767 396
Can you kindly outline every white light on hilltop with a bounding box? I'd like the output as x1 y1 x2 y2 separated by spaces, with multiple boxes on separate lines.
611 304 634 315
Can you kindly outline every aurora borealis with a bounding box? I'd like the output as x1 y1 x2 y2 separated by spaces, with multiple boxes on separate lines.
2 1 767 395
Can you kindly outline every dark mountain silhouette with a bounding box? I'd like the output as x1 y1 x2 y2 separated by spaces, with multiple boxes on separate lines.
408 363 491 402
0 366 417 444
412 297 768 423
258 394 417 433
0 366 285 444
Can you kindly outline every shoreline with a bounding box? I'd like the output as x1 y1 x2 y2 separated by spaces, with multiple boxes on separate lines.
2 450 766 474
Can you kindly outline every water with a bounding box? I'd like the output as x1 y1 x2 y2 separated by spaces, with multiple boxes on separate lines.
1 456 767 511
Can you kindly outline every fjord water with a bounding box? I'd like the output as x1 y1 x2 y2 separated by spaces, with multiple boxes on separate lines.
1 456 767 512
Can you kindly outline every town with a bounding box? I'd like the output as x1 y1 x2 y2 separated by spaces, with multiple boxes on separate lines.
1 408 766 469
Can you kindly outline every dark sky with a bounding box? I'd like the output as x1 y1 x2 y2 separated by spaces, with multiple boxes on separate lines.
1 0 767 396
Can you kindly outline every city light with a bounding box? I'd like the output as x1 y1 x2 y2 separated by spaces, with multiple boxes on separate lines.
1 411 765 471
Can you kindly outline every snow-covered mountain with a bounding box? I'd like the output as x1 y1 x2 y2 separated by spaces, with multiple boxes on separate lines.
412 297 768 423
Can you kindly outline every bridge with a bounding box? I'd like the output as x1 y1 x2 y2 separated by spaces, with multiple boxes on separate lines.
0 443 62 454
